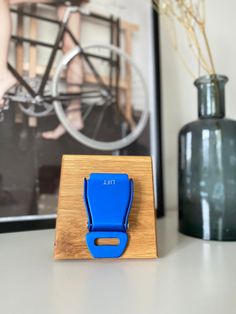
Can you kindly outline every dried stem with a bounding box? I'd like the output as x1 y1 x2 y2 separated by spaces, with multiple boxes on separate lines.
153 0 216 77
164 17 196 78
201 26 216 74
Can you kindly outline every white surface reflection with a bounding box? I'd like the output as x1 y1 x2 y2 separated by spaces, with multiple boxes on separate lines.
202 129 210 168
201 198 210 240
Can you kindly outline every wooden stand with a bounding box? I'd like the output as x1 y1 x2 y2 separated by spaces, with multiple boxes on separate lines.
54 155 158 260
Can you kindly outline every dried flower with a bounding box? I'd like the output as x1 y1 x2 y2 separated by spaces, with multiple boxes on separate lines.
153 0 216 78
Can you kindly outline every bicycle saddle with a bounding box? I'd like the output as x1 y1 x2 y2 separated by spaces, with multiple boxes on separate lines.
84 173 133 258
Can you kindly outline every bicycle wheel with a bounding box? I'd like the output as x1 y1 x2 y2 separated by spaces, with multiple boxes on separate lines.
52 44 149 151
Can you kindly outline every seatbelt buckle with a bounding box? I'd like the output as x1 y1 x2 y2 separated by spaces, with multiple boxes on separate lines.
84 173 133 258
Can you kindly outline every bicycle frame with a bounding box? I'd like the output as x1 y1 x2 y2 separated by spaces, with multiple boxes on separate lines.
8 6 121 104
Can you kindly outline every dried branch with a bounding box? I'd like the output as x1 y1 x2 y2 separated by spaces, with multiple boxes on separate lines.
153 0 216 77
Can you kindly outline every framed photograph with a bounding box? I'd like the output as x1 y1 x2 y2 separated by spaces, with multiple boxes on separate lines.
0 0 164 232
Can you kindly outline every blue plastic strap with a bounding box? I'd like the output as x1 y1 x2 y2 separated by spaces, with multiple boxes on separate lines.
86 231 128 258
84 173 133 258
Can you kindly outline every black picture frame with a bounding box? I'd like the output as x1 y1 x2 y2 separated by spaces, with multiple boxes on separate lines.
0 216 56 233
0 4 164 233
152 8 165 218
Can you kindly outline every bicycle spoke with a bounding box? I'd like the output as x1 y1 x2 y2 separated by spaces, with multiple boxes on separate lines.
92 101 110 139
43 102 52 110
82 103 94 121
82 98 104 121
28 104 35 114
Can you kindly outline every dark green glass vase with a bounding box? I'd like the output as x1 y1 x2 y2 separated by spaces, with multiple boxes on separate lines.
178 74 236 241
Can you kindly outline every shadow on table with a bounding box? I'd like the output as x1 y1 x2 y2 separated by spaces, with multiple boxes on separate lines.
157 210 195 258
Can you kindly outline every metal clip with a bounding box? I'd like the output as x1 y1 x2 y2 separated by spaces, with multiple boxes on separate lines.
84 173 133 258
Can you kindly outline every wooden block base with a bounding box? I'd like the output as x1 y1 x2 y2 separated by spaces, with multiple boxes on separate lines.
54 155 158 260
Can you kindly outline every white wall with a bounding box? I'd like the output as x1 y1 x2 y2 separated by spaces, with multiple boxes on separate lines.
160 0 236 211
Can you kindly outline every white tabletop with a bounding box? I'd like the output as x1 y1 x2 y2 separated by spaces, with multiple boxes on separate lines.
0 210 235 314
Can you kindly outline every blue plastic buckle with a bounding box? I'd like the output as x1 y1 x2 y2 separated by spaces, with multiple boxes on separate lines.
84 173 133 258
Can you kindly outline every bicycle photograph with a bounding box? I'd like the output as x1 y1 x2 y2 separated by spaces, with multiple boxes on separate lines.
2 4 148 151
0 0 162 230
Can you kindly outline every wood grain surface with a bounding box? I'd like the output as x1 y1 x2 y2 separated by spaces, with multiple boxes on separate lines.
54 155 158 259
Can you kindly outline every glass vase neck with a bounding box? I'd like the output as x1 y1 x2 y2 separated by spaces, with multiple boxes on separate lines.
194 75 228 119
